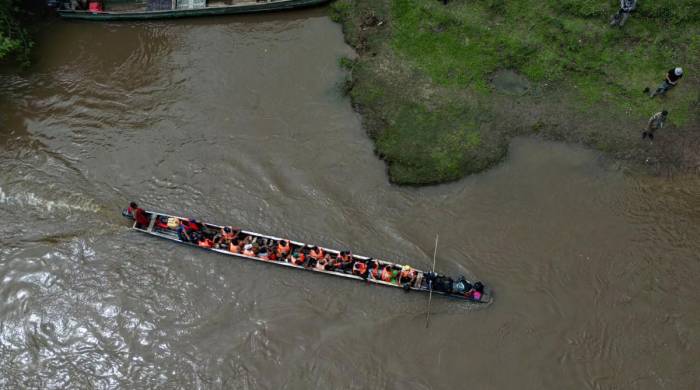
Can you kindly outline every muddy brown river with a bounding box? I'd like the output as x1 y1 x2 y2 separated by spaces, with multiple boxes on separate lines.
1 8 699 389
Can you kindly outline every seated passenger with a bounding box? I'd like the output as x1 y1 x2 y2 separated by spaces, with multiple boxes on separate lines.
315 255 329 271
229 238 241 254
352 260 368 278
277 240 291 258
325 253 340 271
267 246 278 261
197 235 214 248
258 246 269 260
309 246 324 261
180 218 206 240
399 265 417 285
338 251 354 272
380 265 398 284
425 272 454 293
215 226 238 248
290 247 306 266
177 219 194 242
243 243 255 257
369 260 380 279
154 216 169 230
277 246 291 262
185 218 203 232
472 281 484 301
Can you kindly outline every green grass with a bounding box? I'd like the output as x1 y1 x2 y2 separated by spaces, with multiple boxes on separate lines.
332 0 700 184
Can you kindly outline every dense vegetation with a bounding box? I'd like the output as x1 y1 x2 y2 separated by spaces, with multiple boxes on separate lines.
0 0 31 64
332 0 700 184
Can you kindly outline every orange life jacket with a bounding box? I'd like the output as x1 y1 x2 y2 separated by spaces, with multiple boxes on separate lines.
229 243 240 253
198 239 213 248
277 241 291 256
370 265 379 279
310 248 324 260
222 231 235 241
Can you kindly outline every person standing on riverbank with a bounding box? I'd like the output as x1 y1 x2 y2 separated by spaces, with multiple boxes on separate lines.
642 110 668 141
610 0 637 27
645 68 683 98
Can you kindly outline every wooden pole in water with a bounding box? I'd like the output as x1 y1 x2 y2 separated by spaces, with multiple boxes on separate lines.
425 234 439 328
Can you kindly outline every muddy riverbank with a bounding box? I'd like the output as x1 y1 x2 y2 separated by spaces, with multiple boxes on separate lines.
331 0 700 185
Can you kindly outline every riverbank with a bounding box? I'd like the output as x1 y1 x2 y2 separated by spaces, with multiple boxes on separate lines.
0 0 43 66
331 0 699 185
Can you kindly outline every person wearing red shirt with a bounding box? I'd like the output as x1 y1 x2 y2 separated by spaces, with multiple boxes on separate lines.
128 202 150 229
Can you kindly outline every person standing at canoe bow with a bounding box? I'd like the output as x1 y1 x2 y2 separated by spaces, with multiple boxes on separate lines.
128 202 150 229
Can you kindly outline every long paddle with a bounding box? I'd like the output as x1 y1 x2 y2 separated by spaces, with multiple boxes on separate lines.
425 234 439 328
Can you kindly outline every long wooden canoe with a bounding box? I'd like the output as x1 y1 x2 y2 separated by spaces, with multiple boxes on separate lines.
57 0 331 21
123 208 491 303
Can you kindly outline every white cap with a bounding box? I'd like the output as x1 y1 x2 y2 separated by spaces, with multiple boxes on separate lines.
674 67 683 76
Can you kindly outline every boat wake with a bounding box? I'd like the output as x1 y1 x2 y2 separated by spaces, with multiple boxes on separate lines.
0 186 100 214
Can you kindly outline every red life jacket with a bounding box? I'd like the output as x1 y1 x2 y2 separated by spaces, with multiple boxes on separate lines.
370 265 379 279
181 220 200 232
154 219 169 230
198 239 213 248
353 261 367 276
134 208 150 227
291 252 305 265
381 268 393 283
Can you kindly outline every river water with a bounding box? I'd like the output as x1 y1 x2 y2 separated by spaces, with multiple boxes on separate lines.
1 8 699 390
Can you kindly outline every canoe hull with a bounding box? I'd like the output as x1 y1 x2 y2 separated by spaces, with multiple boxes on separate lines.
58 0 331 21
124 209 492 304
